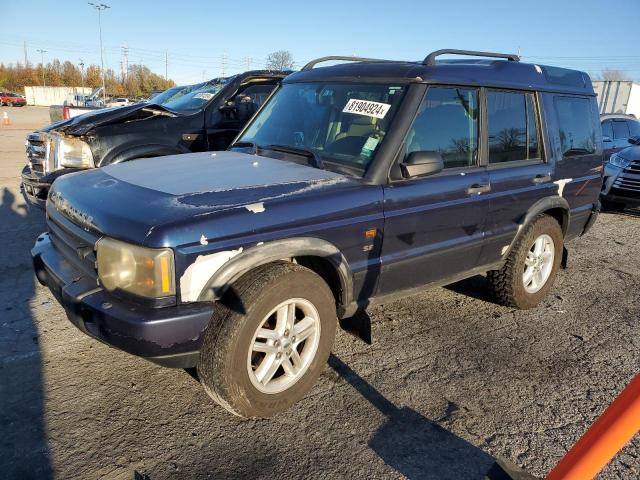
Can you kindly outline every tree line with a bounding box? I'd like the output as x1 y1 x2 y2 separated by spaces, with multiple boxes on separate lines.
0 60 175 98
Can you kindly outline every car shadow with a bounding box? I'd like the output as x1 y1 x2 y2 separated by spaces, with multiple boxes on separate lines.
444 275 502 306
328 355 537 480
0 187 52 479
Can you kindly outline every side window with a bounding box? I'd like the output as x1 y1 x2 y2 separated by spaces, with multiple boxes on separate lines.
405 87 479 169
612 120 630 140
629 120 640 137
487 90 541 163
238 84 276 109
601 120 613 139
554 97 597 157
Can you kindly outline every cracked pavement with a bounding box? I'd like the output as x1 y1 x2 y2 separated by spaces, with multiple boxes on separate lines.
0 107 638 479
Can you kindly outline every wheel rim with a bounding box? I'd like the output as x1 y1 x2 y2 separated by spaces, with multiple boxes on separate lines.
247 298 321 394
523 234 555 294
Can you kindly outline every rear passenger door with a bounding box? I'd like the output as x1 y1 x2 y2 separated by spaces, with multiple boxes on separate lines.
378 86 491 295
479 89 555 265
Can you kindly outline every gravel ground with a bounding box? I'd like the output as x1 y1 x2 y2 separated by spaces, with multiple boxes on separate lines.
0 106 638 480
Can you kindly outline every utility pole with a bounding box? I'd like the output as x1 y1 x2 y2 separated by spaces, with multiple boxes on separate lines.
36 49 47 86
221 53 227 78
245 56 253 70
123 43 128 81
165 50 168 81
88 2 110 104
23 40 28 66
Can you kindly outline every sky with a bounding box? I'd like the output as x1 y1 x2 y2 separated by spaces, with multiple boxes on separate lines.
1 0 639 85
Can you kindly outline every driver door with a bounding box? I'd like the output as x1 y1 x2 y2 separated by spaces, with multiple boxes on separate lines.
206 80 279 150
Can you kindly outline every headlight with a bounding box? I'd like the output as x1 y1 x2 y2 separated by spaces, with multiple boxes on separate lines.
55 136 94 169
96 237 175 298
609 153 631 169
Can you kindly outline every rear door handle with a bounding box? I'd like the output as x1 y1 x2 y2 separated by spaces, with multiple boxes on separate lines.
466 183 491 195
533 174 552 184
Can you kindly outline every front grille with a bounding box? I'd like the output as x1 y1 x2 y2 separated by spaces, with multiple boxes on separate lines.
47 210 99 281
614 160 640 193
26 133 50 174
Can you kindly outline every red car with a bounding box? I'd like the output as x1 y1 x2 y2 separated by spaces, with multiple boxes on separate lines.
0 92 26 107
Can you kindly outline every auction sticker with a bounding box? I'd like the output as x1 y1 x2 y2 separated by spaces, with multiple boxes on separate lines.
342 99 391 119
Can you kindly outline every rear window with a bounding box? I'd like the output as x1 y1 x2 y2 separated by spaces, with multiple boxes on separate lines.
554 97 597 157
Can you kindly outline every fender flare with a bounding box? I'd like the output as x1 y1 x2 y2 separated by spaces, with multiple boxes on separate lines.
195 237 353 308
102 143 189 166
504 195 570 256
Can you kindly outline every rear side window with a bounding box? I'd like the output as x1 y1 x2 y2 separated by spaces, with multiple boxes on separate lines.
487 90 540 163
406 86 479 169
601 120 613 139
629 120 640 137
612 120 630 140
554 97 597 157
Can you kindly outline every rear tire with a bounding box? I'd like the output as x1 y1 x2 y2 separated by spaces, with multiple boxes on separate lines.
197 261 337 418
487 215 563 309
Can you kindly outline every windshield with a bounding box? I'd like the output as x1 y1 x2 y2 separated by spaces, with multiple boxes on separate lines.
237 82 406 175
151 84 201 105
162 78 230 113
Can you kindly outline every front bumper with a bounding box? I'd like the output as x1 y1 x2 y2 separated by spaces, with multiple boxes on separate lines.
31 233 214 368
601 163 640 207
21 165 50 208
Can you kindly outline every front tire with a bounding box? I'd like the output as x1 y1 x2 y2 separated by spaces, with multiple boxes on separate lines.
487 215 563 309
197 261 337 418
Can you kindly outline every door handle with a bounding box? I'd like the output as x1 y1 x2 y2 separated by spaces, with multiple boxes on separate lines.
466 183 491 195
533 174 552 184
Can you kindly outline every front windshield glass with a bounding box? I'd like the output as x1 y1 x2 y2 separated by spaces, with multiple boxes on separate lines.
237 82 406 175
151 84 196 105
162 78 230 113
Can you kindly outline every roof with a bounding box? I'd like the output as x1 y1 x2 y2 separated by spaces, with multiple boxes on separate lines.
600 113 638 121
285 59 595 96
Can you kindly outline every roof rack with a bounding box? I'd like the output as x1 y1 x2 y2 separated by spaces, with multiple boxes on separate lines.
301 55 389 71
423 49 520 66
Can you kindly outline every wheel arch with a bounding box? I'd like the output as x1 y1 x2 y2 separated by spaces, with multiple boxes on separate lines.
195 237 353 310
100 143 189 166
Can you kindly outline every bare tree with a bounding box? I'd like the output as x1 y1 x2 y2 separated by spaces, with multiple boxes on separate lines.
265 50 295 71
601 69 629 81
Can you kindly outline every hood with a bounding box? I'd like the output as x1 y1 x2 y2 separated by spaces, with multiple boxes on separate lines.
50 103 179 136
618 144 640 160
49 151 356 245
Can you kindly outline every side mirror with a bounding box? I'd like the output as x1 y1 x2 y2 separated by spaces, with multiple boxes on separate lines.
602 136 612 143
400 151 444 178
628 136 640 145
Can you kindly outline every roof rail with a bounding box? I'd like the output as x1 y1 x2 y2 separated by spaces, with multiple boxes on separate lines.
423 49 520 66
301 55 389 71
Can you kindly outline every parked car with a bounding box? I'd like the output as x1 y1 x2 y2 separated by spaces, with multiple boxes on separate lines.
107 97 134 108
21 70 289 207
0 91 26 106
48 88 107 123
31 50 603 418
601 135 640 211
601 113 640 158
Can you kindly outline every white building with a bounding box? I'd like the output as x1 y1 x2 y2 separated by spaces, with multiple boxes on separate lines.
593 81 640 118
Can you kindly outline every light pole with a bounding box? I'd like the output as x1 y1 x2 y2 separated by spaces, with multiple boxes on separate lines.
79 59 85 104
36 49 47 86
88 2 110 105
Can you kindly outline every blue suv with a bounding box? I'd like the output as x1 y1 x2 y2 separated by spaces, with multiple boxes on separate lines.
32 50 603 417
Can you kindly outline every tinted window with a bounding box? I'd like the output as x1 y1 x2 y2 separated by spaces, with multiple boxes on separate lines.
487 91 540 163
612 120 630 140
406 87 478 169
629 120 640 137
601 120 613 139
555 97 596 156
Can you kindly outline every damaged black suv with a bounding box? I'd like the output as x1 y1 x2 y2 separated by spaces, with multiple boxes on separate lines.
32 50 603 418
21 70 289 207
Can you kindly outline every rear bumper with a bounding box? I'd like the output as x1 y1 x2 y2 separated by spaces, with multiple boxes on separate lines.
31 233 213 368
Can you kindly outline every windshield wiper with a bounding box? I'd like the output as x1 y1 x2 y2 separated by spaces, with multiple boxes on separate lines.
262 144 324 169
229 141 260 154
